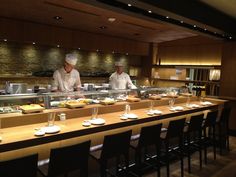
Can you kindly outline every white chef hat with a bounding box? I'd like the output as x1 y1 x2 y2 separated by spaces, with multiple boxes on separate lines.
115 61 124 67
65 53 78 66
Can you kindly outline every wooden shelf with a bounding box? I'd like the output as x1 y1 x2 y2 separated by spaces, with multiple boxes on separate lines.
151 78 220 84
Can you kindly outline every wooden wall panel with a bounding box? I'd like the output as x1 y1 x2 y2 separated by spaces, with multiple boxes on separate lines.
157 36 222 65
220 42 236 97
0 17 149 55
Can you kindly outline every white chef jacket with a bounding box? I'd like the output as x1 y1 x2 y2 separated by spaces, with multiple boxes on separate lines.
52 67 81 92
109 72 137 90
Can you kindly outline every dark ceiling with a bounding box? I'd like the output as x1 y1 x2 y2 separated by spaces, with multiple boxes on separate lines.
93 0 236 40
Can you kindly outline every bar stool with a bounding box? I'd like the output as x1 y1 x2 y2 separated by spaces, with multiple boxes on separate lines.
202 110 218 164
130 123 163 177
183 114 204 173
216 107 231 154
38 140 91 177
0 154 38 177
90 130 132 177
161 118 186 177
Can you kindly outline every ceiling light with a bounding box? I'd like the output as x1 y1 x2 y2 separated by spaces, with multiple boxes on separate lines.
96 49 99 52
99 26 107 29
126 53 129 55
32 42 36 45
148 10 152 13
128 4 132 7
108 17 116 22
78 48 81 50
57 45 60 48
166 16 169 19
229 36 232 39
193 25 197 28
180 20 184 23
54 16 62 20
204 28 207 31
3 39 7 42
214 32 217 34
112 51 115 54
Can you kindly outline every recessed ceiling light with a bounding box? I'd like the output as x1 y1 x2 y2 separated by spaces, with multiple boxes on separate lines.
128 4 132 7
54 16 62 20
148 10 152 13
126 53 129 55
57 45 60 48
193 25 197 28
3 39 7 42
32 42 36 45
229 36 232 39
96 49 99 52
108 17 116 22
204 28 207 31
99 26 107 29
112 51 115 54
180 20 184 23
78 48 81 50
166 16 169 19
214 32 217 34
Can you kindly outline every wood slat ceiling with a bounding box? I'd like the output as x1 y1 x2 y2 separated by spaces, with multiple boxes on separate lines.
0 0 197 43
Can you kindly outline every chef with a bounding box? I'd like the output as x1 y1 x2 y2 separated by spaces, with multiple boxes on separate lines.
52 53 81 92
109 61 137 90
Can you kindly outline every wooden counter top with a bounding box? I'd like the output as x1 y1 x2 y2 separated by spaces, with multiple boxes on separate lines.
0 99 225 153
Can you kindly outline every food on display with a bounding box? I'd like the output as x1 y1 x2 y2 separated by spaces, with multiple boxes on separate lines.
100 98 116 105
20 104 45 113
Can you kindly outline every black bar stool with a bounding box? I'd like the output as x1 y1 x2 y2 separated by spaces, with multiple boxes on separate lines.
216 107 231 154
90 130 132 177
130 123 163 177
202 110 218 164
38 140 91 177
183 114 204 173
161 118 186 177
0 154 38 177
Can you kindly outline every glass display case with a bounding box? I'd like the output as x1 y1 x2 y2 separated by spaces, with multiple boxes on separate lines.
0 87 185 114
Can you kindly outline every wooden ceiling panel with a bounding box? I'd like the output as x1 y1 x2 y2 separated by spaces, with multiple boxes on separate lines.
0 0 197 43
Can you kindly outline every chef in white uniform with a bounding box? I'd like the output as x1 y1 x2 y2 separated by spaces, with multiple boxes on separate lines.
52 53 81 92
109 61 137 90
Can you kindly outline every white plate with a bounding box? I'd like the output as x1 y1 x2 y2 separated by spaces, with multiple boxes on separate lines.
186 104 200 108
90 118 106 125
34 130 45 136
200 101 212 106
42 125 61 134
82 121 91 127
147 110 162 115
170 106 184 111
121 113 138 119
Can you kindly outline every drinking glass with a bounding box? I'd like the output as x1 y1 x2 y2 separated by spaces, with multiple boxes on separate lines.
124 104 130 115
47 112 56 127
186 96 190 106
168 98 175 108
91 107 98 119
149 101 154 111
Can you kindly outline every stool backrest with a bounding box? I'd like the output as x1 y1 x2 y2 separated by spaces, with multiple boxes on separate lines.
48 140 91 177
220 107 231 123
204 110 218 127
138 123 162 148
0 154 38 177
166 118 186 139
188 114 204 132
101 130 132 160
